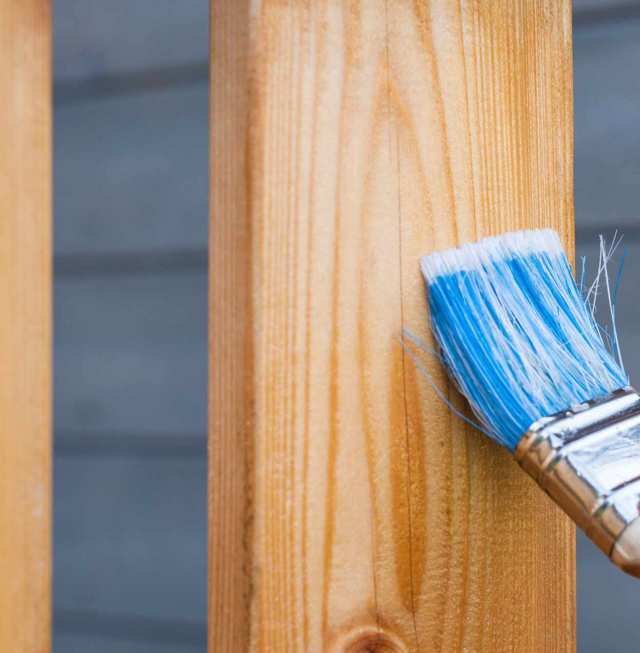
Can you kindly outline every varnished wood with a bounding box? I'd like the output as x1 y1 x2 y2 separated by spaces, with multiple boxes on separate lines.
0 1 51 650
209 1 575 651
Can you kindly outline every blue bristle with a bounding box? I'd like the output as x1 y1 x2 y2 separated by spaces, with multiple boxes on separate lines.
420 229 629 451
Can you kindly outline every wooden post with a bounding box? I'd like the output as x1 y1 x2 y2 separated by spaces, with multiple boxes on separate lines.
0 1 51 651
209 2 575 651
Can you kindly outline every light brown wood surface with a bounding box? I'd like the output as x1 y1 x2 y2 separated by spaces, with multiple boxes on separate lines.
0 1 52 651
210 1 575 651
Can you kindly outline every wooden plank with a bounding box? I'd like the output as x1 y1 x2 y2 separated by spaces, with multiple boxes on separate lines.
209 2 575 651
0 1 52 651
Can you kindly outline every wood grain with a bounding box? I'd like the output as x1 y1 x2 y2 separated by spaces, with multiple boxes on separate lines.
209 1 575 651
0 1 51 651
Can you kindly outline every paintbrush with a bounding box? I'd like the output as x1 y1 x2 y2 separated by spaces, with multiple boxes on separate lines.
418 229 640 577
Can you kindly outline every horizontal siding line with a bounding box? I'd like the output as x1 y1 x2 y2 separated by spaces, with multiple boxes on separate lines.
574 2 640 27
53 233 637 277
55 431 206 458
55 609 206 647
55 247 208 277
55 60 208 106
576 225 640 244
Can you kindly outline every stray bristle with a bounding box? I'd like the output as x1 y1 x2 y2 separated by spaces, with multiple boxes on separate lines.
421 229 628 451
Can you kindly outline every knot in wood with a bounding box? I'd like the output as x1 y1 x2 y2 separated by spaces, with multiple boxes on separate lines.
331 626 407 653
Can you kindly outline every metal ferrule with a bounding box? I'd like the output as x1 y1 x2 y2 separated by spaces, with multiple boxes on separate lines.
515 387 640 578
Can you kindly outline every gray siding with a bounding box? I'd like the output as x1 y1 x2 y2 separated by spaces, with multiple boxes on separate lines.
55 633 203 653
55 84 208 256
54 3 208 650
574 14 640 653
55 456 206 623
55 1 207 84
55 270 207 436
575 22 640 236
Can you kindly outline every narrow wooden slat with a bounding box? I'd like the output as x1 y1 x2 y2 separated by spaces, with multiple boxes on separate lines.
0 1 52 651
210 2 575 651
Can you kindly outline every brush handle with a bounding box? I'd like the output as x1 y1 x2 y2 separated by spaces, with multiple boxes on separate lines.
516 388 640 577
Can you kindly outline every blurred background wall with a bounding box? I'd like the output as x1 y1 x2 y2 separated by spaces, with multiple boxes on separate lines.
53 2 640 651
574 3 640 652
54 2 208 651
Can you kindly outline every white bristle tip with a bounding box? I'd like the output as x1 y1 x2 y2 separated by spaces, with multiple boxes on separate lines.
420 229 563 282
